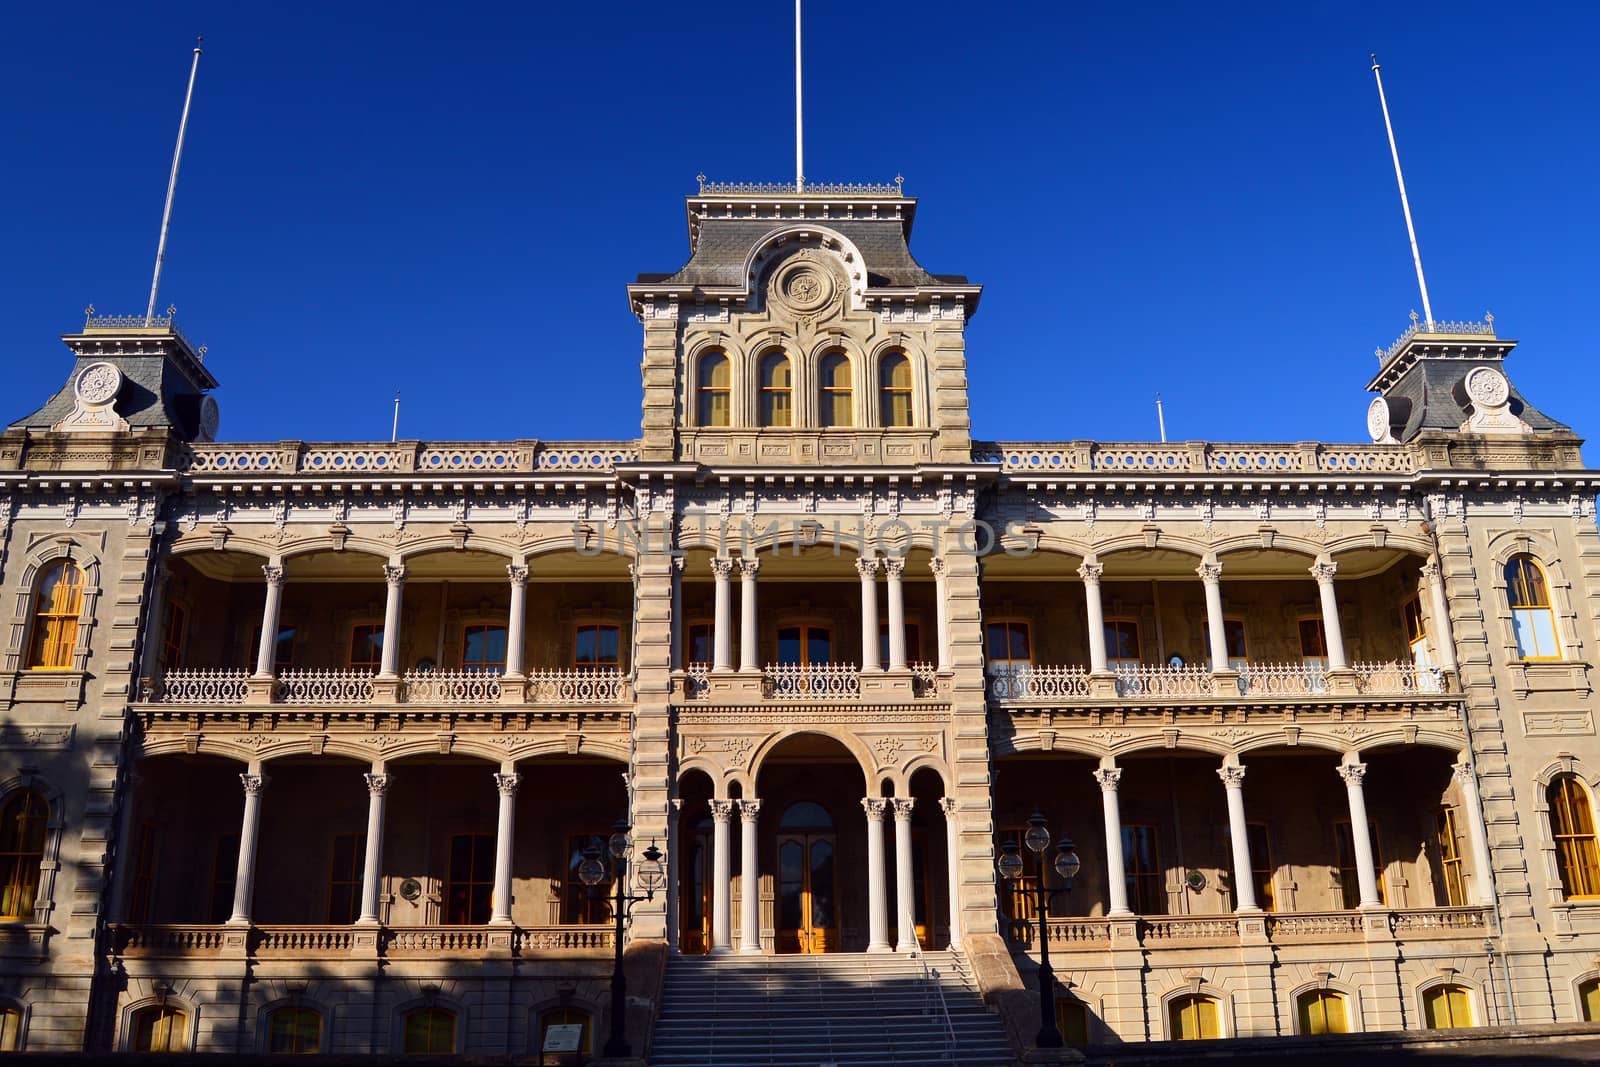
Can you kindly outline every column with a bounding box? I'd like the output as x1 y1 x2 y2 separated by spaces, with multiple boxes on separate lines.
862 798 891 952
669 557 685 671
885 558 908 671
505 564 528 677
254 563 285 677
1423 559 1460 674
141 569 172 683
892 798 917 951
857 556 880 672
228 770 269 924
738 800 762 954
1081 558 1109 675
1095 766 1132 915
930 557 951 673
357 771 390 924
666 798 683 951
1216 764 1259 912
490 768 519 924
379 563 406 678
1198 560 1230 673
738 557 761 673
1452 761 1495 906
1310 559 1349 670
710 800 734 954
1337 762 1384 908
710 559 734 673
939 797 962 950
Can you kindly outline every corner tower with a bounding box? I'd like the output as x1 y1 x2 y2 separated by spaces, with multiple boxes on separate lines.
628 179 981 466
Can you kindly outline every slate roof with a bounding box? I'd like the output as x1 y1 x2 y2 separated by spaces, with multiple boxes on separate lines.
1382 356 1571 442
11 338 216 442
641 218 952 290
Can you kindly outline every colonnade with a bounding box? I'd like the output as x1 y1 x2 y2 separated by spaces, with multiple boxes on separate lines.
692 794 965 955
1088 751 1494 914
697 553 949 672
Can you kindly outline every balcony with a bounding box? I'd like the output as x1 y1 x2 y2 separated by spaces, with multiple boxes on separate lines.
679 662 947 702
986 660 1448 705
147 666 631 709
110 922 614 961
1003 906 1492 951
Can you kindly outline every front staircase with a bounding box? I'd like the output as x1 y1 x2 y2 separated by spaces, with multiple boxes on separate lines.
648 950 1015 1066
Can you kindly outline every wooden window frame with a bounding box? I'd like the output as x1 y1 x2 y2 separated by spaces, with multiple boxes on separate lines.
1105 618 1141 668
1247 822 1276 912
777 623 833 667
248 622 298 671
444 833 494 925
460 622 508 673
1436 806 1468 907
1167 994 1222 1040
985 619 1033 671
0 791 47 922
879 352 914 428
328 832 367 924
538 1007 594 1058
1122 824 1164 915
758 350 793 428
573 622 622 671
819 350 853 428
401 1007 456 1055
161 599 188 673
696 352 731 428
563 832 615 925
1505 554 1562 660
347 622 383 672
878 620 923 669
1422 984 1473 1030
0 1004 21 1052
1296 989 1349 1035
25 560 85 670
127 820 158 924
209 832 240 924
266 1005 323 1054
683 620 713 668
1548 774 1600 899
131 1005 187 1053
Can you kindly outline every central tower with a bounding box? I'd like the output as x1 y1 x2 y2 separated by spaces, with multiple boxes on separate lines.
628 179 982 466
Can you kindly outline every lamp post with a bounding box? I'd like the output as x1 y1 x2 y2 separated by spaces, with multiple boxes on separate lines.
997 809 1081 1050
580 818 665 1059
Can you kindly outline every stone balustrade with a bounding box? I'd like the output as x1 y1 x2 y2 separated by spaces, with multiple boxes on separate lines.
146 666 631 708
110 922 613 960
985 659 1450 705
971 440 1418 475
179 439 640 476
1004 906 1491 950
763 662 861 699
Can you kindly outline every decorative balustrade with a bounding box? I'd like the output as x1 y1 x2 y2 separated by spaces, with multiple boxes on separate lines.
1383 318 1497 361
971 441 1418 475
1005 917 1113 948
1139 916 1240 943
908 662 946 698
516 925 614 951
254 926 356 955
1263 912 1365 940
1354 660 1446 695
1002 907 1493 951
154 668 250 705
525 668 628 704
681 663 712 700
112 924 228 956
111 923 613 958
987 665 1091 701
382 926 490 955
275 668 375 706
403 669 503 705
1114 664 1217 698
696 177 905 196
1237 661 1328 697
763 663 861 699
180 440 639 475
1391 906 1491 936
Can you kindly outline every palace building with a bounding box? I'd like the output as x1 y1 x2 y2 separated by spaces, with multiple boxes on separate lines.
0 175 1597 1061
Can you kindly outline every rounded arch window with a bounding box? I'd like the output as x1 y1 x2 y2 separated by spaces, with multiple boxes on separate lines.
1422 984 1473 1029
696 352 731 428
27 560 85 669
1579 976 1600 1022
131 1006 186 1053
1296 989 1349 1035
1167 994 1220 1040
779 802 833 830
1505 554 1560 659
879 352 913 427
401 1007 456 1054
267 1006 322 1054
758 351 793 428
1548 773 1600 899
0 791 47 921
819 351 853 427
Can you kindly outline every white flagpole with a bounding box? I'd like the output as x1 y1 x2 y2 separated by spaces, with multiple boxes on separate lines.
146 38 204 326
795 0 804 191
1156 394 1167 443
392 392 401 443
1370 54 1434 328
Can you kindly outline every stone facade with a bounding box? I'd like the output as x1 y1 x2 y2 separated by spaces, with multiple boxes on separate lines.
0 182 1595 1058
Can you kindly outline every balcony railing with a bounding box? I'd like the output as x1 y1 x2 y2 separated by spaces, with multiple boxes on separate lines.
1237 661 1327 696
987 665 1092 701
276 668 376 705
763 663 861 699
179 440 640 476
524 668 627 704
402 668 503 705
1353 660 1445 695
110 922 613 959
146 666 630 707
154 668 250 705
1115 664 1217 698
1004 906 1491 949
972 440 1418 475
985 659 1449 703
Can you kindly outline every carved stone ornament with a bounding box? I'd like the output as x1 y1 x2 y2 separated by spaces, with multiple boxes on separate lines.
198 396 221 441
1459 366 1531 435
771 256 837 315
53 361 130 433
1366 397 1397 444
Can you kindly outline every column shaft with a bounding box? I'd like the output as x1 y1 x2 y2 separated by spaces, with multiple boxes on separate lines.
1081 560 1109 674
738 800 762 953
1453 762 1495 906
669 558 685 671
358 772 390 924
892 798 917 951
228 772 269 924
1312 560 1349 670
504 565 528 676
1424 559 1460 673
885 559 908 670
710 800 734 953
379 564 405 678
863 798 891 952
930 557 951 673
1339 763 1384 907
711 560 734 673
739 558 760 673
1096 767 1131 915
254 564 285 677
939 797 962 950
1217 764 1258 912
490 770 519 924
857 557 880 671
666 798 682 950
1199 562 1230 672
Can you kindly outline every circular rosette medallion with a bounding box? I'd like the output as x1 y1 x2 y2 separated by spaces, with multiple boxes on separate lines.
1464 366 1510 409
772 259 836 314
1366 397 1391 443
75 362 123 406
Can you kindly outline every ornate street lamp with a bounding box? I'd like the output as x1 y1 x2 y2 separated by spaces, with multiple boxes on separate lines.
580 817 665 1058
998 809 1081 1050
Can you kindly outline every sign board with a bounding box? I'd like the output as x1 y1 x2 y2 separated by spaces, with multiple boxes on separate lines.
542 1024 584 1054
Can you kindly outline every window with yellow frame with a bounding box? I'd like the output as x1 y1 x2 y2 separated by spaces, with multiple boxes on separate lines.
879 352 913 427
1055 998 1090 1045
26 560 84 670
267 1006 322 1054
696 352 730 428
1167 994 1221 1040
1296 989 1349 1035
401 1008 455 1054
131 1006 186 1053
1505 554 1561 660
1435 806 1467 906
819 351 853 427
758 351 793 427
1579 976 1600 1022
0 1005 20 1051
1247 823 1276 912
1548 774 1600 899
0 791 46 922
1422 984 1473 1030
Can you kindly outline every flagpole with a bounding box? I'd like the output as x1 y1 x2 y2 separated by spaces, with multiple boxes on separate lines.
1370 54 1434 328
146 37 204 326
795 0 804 191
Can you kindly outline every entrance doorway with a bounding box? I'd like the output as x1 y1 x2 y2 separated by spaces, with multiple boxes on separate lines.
679 824 711 954
776 802 838 953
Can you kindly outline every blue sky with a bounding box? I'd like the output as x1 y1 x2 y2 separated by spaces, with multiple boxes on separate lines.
4 2 1596 446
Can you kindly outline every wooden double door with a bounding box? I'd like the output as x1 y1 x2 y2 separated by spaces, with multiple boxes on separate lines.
777 831 838 953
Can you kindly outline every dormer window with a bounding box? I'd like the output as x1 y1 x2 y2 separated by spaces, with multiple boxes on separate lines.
880 352 913 427
697 352 731 427
820 351 853 427
759 351 793 427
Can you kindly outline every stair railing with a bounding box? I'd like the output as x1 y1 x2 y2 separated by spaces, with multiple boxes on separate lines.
914 952 958 1061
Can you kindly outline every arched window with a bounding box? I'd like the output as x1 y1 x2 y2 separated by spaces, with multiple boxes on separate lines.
131 1006 186 1052
879 352 913 427
1580 976 1600 1022
697 353 731 428
1548 774 1600 899
1422 984 1473 1029
1055 998 1090 1044
401 1008 455 1054
1506 554 1561 659
537 1007 593 1058
1296 989 1349 1035
1167 994 1220 1040
267 1006 322 1054
26 561 84 669
0 791 47 921
758 351 793 427
819 351 853 427
0 1005 22 1051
